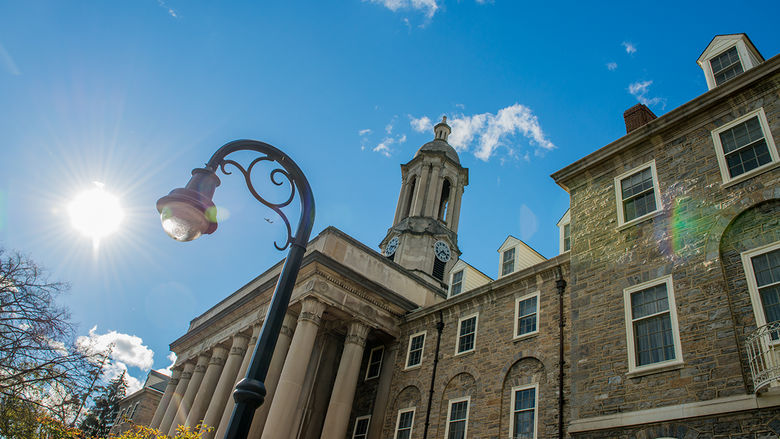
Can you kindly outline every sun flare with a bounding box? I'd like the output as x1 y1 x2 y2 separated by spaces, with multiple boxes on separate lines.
68 182 124 246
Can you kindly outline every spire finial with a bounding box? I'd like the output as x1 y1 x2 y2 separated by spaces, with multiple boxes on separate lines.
442 116 447 123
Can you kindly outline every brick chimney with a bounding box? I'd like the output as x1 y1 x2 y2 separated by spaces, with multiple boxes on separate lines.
623 104 657 133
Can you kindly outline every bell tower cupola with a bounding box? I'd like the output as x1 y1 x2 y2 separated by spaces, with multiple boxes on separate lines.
380 116 469 288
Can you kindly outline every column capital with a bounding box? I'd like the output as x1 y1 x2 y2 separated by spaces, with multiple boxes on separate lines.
345 321 370 348
194 354 210 373
299 296 326 325
280 312 298 338
229 333 250 357
180 361 196 379
209 346 228 366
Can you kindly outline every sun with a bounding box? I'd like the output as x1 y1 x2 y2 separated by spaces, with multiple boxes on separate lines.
68 182 124 247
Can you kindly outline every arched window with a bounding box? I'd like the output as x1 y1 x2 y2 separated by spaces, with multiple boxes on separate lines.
403 176 417 219
438 179 451 222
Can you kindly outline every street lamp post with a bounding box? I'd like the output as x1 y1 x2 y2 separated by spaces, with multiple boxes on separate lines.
156 139 315 439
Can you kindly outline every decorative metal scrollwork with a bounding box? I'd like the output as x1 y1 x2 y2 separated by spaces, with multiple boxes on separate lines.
218 156 295 250
204 139 315 253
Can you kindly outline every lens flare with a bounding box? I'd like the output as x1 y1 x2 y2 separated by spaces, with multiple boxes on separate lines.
68 182 124 247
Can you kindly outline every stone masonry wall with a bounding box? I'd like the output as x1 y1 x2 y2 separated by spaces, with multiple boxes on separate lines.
381 259 570 438
565 70 779 424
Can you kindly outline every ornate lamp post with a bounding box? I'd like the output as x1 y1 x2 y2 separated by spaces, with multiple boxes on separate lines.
156 139 315 439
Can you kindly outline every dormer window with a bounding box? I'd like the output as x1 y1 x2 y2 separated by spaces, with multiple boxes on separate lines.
697 34 764 91
557 209 571 254
450 270 464 297
502 248 515 276
710 46 744 86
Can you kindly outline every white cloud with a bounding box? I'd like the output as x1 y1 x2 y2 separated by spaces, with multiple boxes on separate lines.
156 352 177 376
373 138 395 157
628 80 665 108
385 123 394 134
410 115 433 133
358 128 372 136
622 41 636 54
519 204 538 241
427 104 555 161
104 361 143 395
398 134 407 143
606 62 618 71
365 0 439 18
157 0 178 18
76 326 154 370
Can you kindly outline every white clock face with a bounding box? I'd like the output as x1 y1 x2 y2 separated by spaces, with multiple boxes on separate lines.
434 240 451 262
385 236 399 256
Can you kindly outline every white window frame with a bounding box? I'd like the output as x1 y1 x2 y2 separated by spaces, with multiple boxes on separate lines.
404 331 426 370
364 345 384 380
613 160 663 228
514 292 540 340
560 221 571 253
352 414 371 439
703 43 752 89
501 247 516 277
449 269 465 298
557 210 571 255
509 383 538 439
443 396 470 439
455 313 479 356
711 107 779 186
741 241 780 329
623 275 684 374
394 407 416 439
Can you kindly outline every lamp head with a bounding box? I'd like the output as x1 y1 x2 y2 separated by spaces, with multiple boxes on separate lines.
156 168 221 241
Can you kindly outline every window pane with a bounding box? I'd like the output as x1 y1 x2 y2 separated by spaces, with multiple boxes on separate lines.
451 271 464 296
354 417 369 439
711 47 744 85
752 249 780 288
634 313 675 366
517 297 538 336
452 270 463 283
760 285 780 323
450 401 468 420
399 411 413 428
503 249 515 276
513 411 534 439
514 388 535 410
367 347 383 378
631 284 669 319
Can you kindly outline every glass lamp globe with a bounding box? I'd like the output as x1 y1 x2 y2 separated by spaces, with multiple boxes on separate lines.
157 168 220 241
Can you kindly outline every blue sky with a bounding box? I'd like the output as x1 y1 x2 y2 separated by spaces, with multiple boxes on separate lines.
1 0 778 390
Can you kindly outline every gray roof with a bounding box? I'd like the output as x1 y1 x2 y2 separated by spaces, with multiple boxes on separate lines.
415 139 460 164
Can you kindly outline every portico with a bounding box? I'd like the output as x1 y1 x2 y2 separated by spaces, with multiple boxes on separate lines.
149 227 442 438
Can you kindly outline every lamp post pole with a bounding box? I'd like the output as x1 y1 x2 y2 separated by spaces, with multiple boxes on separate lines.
156 139 315 439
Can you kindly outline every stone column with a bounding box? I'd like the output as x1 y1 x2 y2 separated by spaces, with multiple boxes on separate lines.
213 324 261 439
168 353 209 436
150 368 181 428
320 321 371 439
367 342 399 439
412 164 431 216
159 362 195 434
393 175 409 225
186 346 228 428
200 333 249 437
261 297 326 439
449 183 464 233
423 165 442 218
246 312 298 437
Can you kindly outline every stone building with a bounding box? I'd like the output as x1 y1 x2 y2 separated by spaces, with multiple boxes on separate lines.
110 370 169 436
148 33 780 438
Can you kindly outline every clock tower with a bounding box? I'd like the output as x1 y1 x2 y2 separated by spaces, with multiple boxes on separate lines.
380 117 468 287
